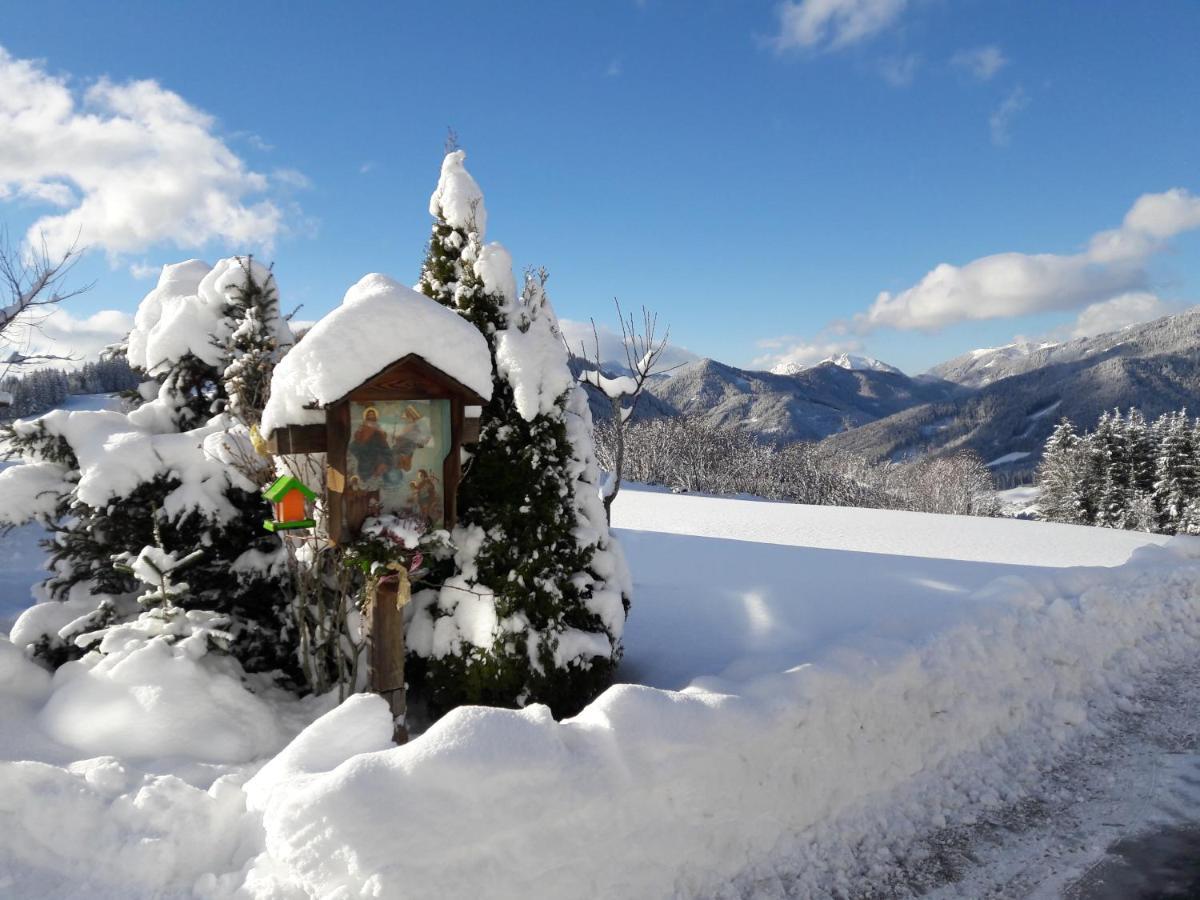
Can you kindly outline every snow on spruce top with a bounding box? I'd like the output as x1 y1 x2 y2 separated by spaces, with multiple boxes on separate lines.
260 274 493 435
127 257 292 378
429 150 487 238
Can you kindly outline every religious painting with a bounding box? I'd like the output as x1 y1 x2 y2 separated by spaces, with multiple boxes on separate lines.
346 399 451 527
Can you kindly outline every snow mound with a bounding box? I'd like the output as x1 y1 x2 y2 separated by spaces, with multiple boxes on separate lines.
0 760 255 897
244 693 394 813
38 635 284 763
261 273 493 435
3 478 1197 897
244 536 1200 898
0 637 50 703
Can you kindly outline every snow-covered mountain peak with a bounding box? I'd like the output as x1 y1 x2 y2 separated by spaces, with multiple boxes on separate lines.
820 353 902 374
770 353 901 376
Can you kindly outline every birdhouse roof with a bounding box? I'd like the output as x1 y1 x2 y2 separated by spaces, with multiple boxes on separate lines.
260 274 493 436
263 474 318 503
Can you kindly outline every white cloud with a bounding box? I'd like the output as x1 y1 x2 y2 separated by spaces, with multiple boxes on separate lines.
951 45 1008 81
1121 187 1200 238
0 46 294 260
1067 292 1179 339
605 58 623 78
17 181 76 207
857 188 1200 333
272 168 311 190
771 0 907 53
751 336 864 373
880 54 920 87
10 308 134 367
559 318 698 371
242 133 274 152
128 261 160 280
989 85 1028 146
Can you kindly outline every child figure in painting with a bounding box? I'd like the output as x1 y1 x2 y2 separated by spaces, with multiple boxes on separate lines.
410 468 441 524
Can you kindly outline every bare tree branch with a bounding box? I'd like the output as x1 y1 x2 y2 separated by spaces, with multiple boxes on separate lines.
566 298 675 522
0 228 92 379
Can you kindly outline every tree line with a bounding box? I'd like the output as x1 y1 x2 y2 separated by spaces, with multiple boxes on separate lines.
1037 408 1200 534
0 357 139 419
594 415 998 517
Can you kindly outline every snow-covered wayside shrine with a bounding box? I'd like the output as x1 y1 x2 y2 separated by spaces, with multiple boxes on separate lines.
3 478 1200 897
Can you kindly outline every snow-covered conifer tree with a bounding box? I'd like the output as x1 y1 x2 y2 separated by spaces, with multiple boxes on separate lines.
411 151 629 717
1154 410 1197 533
2 260 296 680
1096 410 1133 529
210 256 293 428
1037 418 1085 524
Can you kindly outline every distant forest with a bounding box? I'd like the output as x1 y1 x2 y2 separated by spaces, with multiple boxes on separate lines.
0 357 139 419
595 415 998 517
1037 408 1200 535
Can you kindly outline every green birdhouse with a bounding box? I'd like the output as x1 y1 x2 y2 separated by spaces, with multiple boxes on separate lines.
263 475 317 532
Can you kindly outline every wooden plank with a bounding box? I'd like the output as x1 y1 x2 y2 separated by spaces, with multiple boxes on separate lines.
370 573 409 744
462 417 481 444
444 396 462 528
265 423 327 455
337 354 487 406
326 401 350 544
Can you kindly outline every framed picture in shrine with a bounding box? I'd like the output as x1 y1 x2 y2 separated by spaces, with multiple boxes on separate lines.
317 354 487 545
345 399 452 527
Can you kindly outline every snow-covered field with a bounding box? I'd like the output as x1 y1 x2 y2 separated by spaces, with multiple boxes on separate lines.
3 477 1200 898
614 486 1162 691
996 484 1042 519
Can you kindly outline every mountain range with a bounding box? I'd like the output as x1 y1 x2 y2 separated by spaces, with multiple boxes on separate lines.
818 307 1200 476
770 353 902 377
588 305 1200 479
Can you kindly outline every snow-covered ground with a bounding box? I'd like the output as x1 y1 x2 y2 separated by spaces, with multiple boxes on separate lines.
3 479 1200 898
986 450 1032 468
614 487 1162 690
996 484 1042 519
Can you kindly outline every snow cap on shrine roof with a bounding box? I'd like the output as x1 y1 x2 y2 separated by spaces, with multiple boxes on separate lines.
261 274 492 435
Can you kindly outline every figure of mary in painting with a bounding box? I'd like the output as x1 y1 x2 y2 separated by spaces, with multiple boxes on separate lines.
391 404 433 471
351 406 392 479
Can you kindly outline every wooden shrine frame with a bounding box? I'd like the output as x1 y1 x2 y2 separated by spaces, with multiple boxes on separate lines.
325 354 485 543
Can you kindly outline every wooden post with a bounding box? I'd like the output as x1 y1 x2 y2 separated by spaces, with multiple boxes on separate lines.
369 567 410 744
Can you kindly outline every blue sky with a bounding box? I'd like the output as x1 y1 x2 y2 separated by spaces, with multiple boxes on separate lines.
1 0 1198 374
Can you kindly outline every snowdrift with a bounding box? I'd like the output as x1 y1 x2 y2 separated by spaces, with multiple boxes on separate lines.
242 538 1200 898
1 487 1197 898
